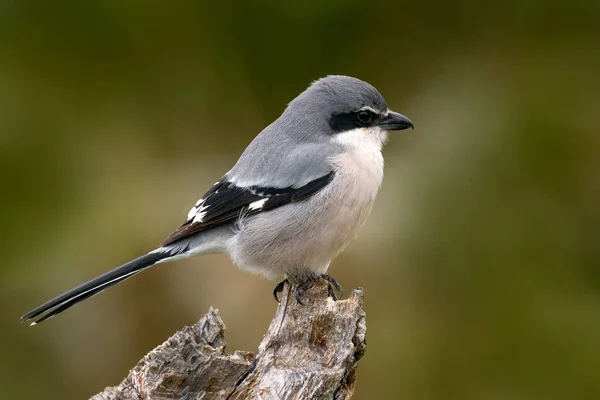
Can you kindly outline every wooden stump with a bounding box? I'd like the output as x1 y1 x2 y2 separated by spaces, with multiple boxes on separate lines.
91 280 367 400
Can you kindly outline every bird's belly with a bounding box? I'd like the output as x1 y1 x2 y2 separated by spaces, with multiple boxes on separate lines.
227 147 384 280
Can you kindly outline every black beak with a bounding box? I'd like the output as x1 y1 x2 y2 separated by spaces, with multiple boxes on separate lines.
378 111 414 131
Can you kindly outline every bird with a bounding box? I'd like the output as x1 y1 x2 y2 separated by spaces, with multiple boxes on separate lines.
22 75 413 325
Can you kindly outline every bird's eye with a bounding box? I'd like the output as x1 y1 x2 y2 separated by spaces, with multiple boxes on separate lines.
356 110 374 125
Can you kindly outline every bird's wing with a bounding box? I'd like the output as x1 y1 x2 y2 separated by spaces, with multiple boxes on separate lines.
226 138 341 188
161 171 334 246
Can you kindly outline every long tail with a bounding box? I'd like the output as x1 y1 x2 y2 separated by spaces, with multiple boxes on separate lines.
21 249 178 325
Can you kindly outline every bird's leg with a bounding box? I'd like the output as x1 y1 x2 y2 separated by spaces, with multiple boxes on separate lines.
321 274 343 300
272 279 289 303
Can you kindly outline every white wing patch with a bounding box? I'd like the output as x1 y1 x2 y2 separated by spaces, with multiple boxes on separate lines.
249 198 268 211
188 198 211 222
187 185 224 222
187 198 206 220
193 210 208 223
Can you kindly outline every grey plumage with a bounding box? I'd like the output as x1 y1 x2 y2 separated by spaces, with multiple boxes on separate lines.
228 76 387 188
22 75 413 324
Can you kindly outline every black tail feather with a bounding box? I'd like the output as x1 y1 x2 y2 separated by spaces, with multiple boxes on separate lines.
22 250 172 325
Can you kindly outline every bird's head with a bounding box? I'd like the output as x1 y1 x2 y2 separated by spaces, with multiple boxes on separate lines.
284 75 413 139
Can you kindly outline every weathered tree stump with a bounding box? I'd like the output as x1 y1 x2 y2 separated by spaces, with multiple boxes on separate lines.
91 279 367 400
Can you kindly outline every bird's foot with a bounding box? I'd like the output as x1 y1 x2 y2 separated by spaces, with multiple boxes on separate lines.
273 279 311 305
294 280 312 306
321 274 343 300
273 279 289 303
273 275 343 304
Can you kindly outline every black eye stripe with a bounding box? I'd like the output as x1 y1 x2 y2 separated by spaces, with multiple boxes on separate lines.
329 110 381 133
329 113 357 132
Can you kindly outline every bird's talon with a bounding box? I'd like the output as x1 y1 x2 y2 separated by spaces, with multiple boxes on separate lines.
327 283 339 301
321 274 343 300
273 279 288 303
293 280 313 305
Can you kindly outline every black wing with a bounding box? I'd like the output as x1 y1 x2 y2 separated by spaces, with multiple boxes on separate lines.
161 172 335 246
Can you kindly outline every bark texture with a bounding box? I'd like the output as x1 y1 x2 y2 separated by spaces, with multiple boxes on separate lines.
91 279 367 400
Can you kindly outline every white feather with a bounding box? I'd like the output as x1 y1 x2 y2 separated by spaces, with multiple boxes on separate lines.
193 210 207 223
332 126 388 153
249 198 268 211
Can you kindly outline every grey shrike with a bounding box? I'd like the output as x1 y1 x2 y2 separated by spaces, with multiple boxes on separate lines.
22 75 413 325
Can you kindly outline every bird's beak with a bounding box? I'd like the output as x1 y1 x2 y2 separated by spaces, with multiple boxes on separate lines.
378 111 414 131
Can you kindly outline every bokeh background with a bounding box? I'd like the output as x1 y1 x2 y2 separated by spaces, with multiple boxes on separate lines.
2 1 599 399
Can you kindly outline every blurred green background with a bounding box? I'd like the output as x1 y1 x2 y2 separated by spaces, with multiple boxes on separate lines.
2 1 599 399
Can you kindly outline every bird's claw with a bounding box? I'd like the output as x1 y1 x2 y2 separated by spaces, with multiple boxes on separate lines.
321 274 343 300
273 279 288 303
273 279 309 305
294 282 309 305
273 275 343 304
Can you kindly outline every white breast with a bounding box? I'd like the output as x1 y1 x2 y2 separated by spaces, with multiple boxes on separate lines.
331 126 387 191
